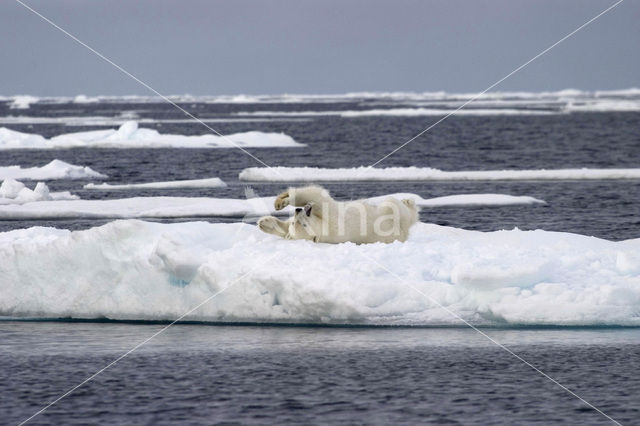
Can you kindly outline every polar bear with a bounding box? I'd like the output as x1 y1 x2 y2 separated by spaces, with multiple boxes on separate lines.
257 186 419 244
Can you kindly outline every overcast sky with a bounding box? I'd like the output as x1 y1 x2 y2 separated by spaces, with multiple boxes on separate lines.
1 0 638 96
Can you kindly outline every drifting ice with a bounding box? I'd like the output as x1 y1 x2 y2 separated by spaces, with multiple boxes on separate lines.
0 193 544 219
0 159 107 180
1 220 639 325
84 177 227 190
0 121 303 149
0 179 78 205
239 166 640 182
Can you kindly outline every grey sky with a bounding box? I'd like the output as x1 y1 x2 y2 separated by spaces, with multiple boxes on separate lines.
1 0 638 96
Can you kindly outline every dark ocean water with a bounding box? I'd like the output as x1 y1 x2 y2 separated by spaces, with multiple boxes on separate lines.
3 323 640 425
1 98 639 424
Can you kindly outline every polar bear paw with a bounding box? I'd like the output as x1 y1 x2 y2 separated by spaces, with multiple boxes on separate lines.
258 216 278 231
274 191 290 210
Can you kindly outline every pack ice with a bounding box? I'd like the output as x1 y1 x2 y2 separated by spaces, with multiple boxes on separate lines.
0 179 77 205
1 220 639 325
0 121 302 149
0 160 106 180
0 192 544 219
240 166 640 181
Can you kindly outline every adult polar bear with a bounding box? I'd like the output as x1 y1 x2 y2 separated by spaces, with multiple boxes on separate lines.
257 186 419 244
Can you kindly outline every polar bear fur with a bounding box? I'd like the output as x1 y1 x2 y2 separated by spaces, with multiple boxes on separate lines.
257 186 419 244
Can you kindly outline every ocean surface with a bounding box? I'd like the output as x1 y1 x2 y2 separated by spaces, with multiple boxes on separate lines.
1 92 639 424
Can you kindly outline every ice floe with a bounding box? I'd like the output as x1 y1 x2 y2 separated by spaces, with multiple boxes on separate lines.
8 95 39 110
0 179 78 205
0 121 303 149
236 108 556 117
370 193 545 207
239 166 640 182
0 116 311 126
0 160 107 180
0 192 543 219
1 220 638 325
84 178 227 190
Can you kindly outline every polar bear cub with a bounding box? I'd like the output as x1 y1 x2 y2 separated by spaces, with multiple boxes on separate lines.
257 186 419 244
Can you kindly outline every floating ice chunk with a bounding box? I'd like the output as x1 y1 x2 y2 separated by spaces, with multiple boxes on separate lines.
0 160 107 180
369 193 545 207
0 196 274 219
564 100 640 112
73 94 99 103
0 121 303 149
0 192 544 219
0 179 78 205
341 108 555 117
236 108 556 117
0 127 48 149
239 166 640 182
9 95 39 109
1 220 639 325
0 115 311 126
0 179 25 199
84 177 227 190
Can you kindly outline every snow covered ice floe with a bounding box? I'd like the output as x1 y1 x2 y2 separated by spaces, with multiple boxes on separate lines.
239 166 640 182
236 108 556 117
0 121 303 149
0 192 544 219
1 220 639 325
0 115 311 126
84 177 227 190
0 160 107 180
369 193 544 207
0 179 78 205
7 95 39 109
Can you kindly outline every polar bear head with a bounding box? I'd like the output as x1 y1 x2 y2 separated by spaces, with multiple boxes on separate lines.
288 202 320 241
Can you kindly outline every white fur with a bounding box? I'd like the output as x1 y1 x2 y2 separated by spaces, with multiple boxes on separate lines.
258 186 419 244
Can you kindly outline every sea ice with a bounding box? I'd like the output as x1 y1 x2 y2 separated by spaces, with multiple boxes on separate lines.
8 95 39 109
236 108 555 117
1 220 638 325
0 192 544 219
0 121 303 149
0 160 107 180
0 179 78 205
84 177 227 190
239 166 640 182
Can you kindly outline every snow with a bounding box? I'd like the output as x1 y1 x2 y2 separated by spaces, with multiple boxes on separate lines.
0 160 107 180
0 115 310 126
236 108 555 117
84 178 227 190
0 121 303 149
564 100 640 112
8 95 39 109
0 179 78 205
0 196 276 220
239 166 640 182
9 88 632 103
4 88 639 109
0 192 544 220
1 220 638 325
369 193 545 207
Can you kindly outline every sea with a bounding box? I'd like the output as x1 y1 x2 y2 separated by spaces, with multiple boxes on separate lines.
1 91 639 424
